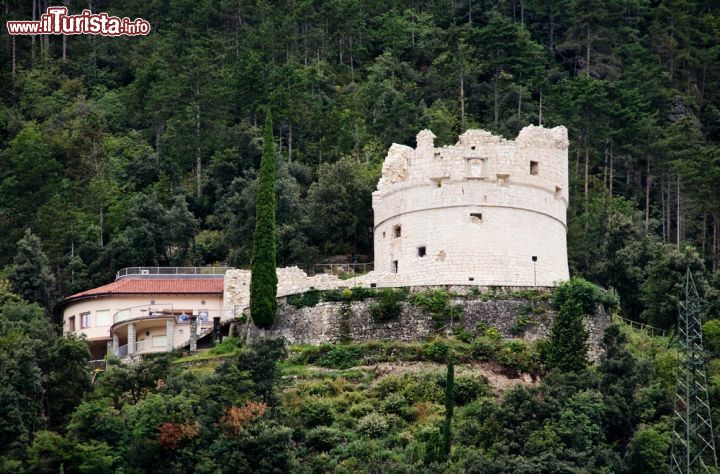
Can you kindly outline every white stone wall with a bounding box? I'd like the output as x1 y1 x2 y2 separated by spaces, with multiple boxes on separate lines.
371 125 569 287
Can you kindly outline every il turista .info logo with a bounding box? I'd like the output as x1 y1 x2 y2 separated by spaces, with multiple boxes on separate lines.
7 6 150 36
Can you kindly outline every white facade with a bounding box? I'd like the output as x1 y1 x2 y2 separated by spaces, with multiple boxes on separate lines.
370 126 569 287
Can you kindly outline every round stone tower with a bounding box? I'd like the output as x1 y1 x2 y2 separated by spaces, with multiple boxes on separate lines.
370 125 570 287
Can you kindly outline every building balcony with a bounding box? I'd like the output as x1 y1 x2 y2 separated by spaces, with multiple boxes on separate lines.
115 266 233 280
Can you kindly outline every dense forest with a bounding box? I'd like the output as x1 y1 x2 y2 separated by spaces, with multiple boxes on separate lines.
1 0 720 472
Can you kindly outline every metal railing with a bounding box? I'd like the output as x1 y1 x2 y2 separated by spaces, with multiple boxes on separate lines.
115 266 233 280
313 262 373 276
612 314 667 337
88 359 106 371
112 305 236 326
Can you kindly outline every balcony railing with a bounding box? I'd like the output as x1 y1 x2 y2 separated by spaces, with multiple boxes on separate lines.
312 262 374 277
115 266 233 280
113 305 237 326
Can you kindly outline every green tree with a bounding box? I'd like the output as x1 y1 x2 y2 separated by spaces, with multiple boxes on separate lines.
249 113 278 329
8 229 55 309
546 278 600 372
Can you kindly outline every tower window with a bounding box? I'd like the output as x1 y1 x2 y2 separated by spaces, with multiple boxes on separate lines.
555 186 562 198
392 260 399 273
470 213 483 223
382 231 386 238
418 246 427 257
393 225 402 238
68 316 76 332
530 161 539 175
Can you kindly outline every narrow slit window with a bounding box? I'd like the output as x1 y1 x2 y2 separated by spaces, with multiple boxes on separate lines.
392 260 399 273
393 225 402 238
68 316 76 332
470 213 483 223
382 231 386 238
530 161 539 175
418 246 427 257
555 186 562 198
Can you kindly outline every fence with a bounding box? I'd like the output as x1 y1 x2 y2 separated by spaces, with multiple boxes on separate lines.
612 314 668 337
312 262 374 276
115 266 233 280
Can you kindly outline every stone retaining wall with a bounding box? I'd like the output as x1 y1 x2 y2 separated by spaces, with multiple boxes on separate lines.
236 294 611 360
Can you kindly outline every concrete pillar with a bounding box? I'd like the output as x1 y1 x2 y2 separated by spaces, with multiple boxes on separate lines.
112 333 119 356
106 340 112 358
128 323 136 355
166 319 175 352
189 316 198 351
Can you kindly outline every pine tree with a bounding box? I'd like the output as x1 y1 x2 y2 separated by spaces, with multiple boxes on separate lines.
249 112 278 329
8 229 55 310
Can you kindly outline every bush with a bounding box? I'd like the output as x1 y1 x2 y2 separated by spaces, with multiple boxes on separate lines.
452 376 488 405
472 337 499 361
287 289 322 308
382 394 410 418
370 289 406 322
316 345 363 369
209 337 243 355
357 413 395 437
423 340 450 362
305 426 346 451
298 398 336 428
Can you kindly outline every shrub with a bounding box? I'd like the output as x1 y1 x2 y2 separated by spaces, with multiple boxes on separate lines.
484 327 502 340
370 288 406 322
298 398 336 428
382 394 410 418
348 402 374 418
209 337 242 355
423 340 450 362
452 376 488 405
287 289 322 309
411 289 451 320
510 314 533 336
305 426 345 451
471 337 498 361
316 345 363 369
357 413 394 437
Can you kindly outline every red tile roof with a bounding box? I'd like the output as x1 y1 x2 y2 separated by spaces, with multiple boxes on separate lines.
65 278 224 300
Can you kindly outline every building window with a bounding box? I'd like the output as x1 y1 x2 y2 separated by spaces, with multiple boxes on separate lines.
393 225 402 238
530 161 539 175
95 310 111 327
431 178 443 188
555 185 562 198
68 316 76 332
470 213 483 223
496 173 510 186
80 312 91 329
418 246 427 257
392 260 399 273
382 231 386 238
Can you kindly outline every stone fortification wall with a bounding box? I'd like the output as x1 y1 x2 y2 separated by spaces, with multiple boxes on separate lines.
235 291 610 360
370 126 570 286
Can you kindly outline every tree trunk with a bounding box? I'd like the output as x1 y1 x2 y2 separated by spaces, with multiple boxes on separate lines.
195 99 202 197
538 92 542 126
676 175 681 246
288 122 293 162
661 174 666 241
583 143 589 205
644 159 651 230
12 35 16 79
493 71 500 128
459 66 465 129
585 23 591 77
713 213 718 272
31 0 36 64
99 207 104 248
608 143 614 196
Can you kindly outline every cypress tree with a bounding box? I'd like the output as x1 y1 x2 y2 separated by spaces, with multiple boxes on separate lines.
249 112 278 329
441 350 455 462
